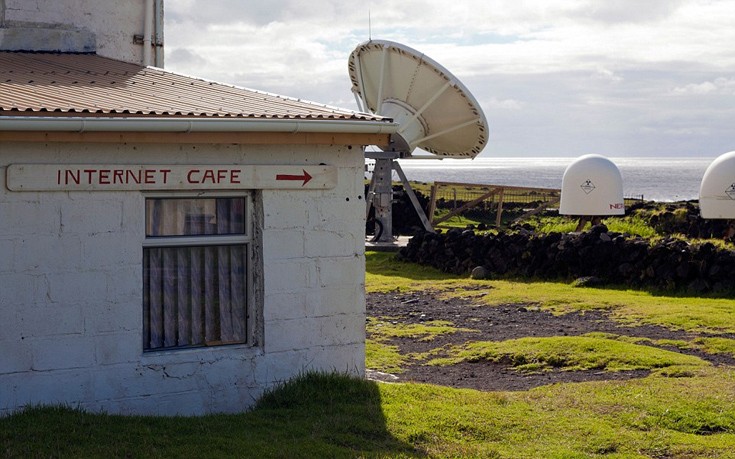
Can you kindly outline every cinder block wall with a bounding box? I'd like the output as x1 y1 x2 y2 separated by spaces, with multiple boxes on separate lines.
0 141 366 416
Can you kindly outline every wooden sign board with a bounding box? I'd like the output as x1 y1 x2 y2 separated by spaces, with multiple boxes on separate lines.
6 164 337 191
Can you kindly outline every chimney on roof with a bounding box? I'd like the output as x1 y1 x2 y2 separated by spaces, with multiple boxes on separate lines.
0 23 97 53
0 0 163 67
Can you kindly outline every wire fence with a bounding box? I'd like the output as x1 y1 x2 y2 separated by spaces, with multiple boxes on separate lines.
428 181 644 226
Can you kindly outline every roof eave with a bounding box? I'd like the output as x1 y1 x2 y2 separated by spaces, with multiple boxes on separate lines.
0 116 397 135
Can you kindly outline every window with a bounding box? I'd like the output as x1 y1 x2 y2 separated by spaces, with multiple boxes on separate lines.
143 195 252 351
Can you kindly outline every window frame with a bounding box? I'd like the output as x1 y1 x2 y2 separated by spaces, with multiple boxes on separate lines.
142 191 255 352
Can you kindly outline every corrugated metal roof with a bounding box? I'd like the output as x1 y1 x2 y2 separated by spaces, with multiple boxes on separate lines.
0 52 384 121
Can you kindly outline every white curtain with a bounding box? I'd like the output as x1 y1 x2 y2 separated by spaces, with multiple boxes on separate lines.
143 198 247 350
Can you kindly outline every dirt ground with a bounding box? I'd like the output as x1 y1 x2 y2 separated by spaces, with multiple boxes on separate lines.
366 287 735 391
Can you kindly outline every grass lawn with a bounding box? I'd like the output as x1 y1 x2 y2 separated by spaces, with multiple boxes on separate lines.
2 252 735 458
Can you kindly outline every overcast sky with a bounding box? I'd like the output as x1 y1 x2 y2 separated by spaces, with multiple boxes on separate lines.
164 0 735 158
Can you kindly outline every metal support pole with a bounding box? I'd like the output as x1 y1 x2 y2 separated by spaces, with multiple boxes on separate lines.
393 162 434 233
365 170 377 219
371 157 394 242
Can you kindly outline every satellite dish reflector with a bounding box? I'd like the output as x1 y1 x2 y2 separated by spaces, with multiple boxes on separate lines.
699 151 735 219
559 154 625 216
349 40 488 157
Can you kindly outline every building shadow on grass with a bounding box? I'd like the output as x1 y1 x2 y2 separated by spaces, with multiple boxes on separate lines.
252 371 425 457
1 372 423 458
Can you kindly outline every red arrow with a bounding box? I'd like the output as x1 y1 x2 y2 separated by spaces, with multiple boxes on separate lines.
276 169 312 186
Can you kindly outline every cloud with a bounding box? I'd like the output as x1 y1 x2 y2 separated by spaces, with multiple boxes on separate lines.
166 1 735 79
593 67 623 82
165 48 207 71
162 0 735 157
486 97 525 110
673 78 735 95
570 0 686 24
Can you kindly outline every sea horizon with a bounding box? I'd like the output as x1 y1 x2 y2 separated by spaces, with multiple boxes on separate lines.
390 156 716 202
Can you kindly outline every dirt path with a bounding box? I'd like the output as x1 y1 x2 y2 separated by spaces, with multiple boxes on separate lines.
366 288 735 391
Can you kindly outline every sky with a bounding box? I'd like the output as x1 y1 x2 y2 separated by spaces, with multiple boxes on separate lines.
164 0 735 158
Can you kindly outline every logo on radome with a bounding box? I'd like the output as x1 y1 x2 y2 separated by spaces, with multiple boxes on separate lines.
725 183 735 200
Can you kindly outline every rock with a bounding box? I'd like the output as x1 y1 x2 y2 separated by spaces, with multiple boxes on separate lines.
471 265 489 280
365 369 399 383
687 278 709 294
590 224 609 235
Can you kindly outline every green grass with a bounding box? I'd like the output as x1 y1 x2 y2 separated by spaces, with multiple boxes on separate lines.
365 251 466 293
379 368 735 457
585 332 735 361
368 317 474 342
1 373 418 458
429 336 708 372
432 209 488 231
366 339 408 374
533 216 579 234
606 215 659 238
366 317 469 374
694 337 735 358
532 215 658 238
6 369 735 458
367 316 477 374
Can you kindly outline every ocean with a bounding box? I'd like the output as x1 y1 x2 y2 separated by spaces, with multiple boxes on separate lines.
393 156 716 202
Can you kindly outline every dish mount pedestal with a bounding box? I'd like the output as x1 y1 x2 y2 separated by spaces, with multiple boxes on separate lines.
365 151 433 243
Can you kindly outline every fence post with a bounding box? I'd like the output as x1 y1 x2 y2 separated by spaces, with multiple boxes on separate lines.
495 188 505 227
428 183 438 225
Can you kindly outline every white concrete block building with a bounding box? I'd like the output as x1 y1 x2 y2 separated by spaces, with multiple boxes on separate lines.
0 1 394 415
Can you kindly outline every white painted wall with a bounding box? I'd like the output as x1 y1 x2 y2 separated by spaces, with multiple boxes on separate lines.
0 141 366 416
0 0 161 65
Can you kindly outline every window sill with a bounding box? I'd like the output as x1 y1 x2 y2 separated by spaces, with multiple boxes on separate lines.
141 343 263 363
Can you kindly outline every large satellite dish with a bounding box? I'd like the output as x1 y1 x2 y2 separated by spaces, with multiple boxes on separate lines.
349 40 488 157
349 40 489 242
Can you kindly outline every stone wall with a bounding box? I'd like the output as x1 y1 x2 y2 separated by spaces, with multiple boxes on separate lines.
398 225 735 294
